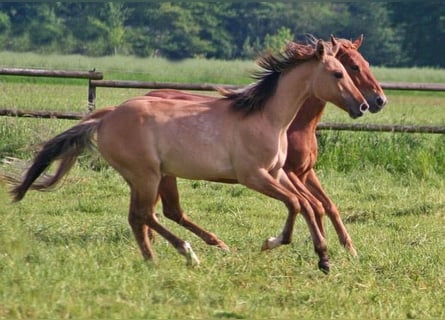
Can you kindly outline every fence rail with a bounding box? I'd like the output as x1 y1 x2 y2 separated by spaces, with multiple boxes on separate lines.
2 108 444 133
0 67 444 134
89 79 445 93
0 108 84 120
317 123 445 134
0 67 103 80
380 82 445 92
0 67 103 112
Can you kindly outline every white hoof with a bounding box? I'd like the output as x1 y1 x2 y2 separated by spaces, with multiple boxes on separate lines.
184 241 200 266
347 244 358 257
261 235 283 251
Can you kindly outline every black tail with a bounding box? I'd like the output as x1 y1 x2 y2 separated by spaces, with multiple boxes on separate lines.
9 119 100 202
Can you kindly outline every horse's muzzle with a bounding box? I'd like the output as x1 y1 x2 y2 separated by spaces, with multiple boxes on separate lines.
376 95 387 107
349 102 368 119
369 95 388 113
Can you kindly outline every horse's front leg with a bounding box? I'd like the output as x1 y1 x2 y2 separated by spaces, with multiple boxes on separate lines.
282 170 326 241
240 168 329 273
305 169 357 256
271 170 330 273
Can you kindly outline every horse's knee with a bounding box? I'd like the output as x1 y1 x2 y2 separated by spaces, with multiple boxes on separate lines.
128 211 144 228
163 207 185 224
313 200 325 217
286 195 301 213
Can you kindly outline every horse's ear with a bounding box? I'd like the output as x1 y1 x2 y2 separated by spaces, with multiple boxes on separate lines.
353 34 364 49
329 35 340 56
315 40 325 60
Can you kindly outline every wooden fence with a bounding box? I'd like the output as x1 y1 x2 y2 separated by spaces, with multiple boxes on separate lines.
0 67 103 112
1 67 444 134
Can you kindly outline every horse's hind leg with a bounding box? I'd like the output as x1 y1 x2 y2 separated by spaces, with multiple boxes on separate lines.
159 176 229 251
128 189 155 260
129 178 200 266
146 209 200 266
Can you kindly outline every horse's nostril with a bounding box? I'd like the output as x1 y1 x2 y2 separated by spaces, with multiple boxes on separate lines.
376 96 387 107
360 103 369 113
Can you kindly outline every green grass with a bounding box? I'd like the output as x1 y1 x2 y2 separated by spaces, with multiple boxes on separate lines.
0 53 444 319
0 51 255 85
0 167 444 319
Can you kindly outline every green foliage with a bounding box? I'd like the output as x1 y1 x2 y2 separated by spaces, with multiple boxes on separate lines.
264 27 294 52
0 11 10 33
340 3 407 67
0 2 443 66
87 3 131 56
388 2 445 67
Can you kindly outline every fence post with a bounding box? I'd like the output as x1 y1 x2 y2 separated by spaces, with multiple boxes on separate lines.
88 79 96 112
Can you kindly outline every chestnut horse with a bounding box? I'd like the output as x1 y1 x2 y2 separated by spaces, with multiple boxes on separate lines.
145 35 387 258
7 40 368 272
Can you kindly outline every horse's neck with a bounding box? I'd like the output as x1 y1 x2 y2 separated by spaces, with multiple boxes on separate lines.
263 64 315 131
289 97 326 132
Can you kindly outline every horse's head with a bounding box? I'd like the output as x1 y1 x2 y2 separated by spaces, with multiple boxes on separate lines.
311 40 368 119
332 35 387 113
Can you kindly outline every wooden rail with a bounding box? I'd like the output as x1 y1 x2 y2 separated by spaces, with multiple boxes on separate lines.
2 108 444 133
380 82 445 91
89 79 445 93
0 67 103 112
0 67 103 80
317 123 445 134
0 109 84 120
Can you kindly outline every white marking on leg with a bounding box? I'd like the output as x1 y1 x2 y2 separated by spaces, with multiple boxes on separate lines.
183 241 200 266
262 234 284 250
347 243 358 257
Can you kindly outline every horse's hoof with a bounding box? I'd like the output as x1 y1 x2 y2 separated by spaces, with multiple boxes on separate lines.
347 244 358 257
318 260 330 274
261 238 275 251
217 242 230 252
261 236 282 251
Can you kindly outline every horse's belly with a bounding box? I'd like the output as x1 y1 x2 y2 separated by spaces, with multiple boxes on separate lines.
161 154 236 181
161 145 236 180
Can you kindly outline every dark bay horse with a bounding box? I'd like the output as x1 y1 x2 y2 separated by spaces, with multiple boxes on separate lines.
284 35 387 255
7 40 368 272
144 35 387 257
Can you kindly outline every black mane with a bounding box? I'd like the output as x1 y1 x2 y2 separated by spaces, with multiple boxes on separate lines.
222 41 318 115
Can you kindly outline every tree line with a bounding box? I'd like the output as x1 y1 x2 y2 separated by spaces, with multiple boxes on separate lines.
0 2 443 67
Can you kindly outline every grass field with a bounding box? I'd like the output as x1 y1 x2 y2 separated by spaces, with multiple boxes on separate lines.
0 53 444 319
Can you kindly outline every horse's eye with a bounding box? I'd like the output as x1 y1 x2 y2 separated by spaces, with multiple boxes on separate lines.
351 64 360 71
334 71 343 79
